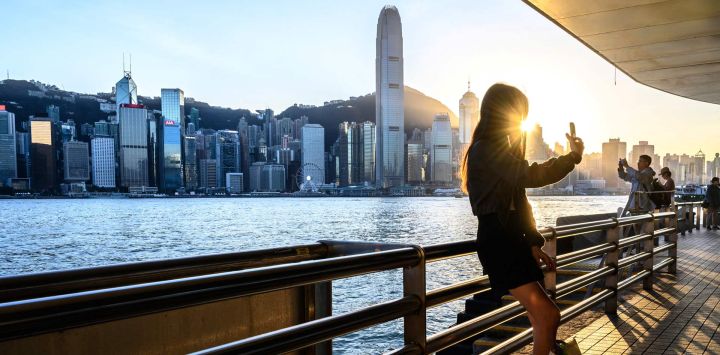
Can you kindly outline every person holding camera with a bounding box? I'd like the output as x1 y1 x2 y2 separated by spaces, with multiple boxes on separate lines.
618 154 656 215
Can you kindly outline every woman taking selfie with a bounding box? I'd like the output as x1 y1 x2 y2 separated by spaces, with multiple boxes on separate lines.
460 83 584 354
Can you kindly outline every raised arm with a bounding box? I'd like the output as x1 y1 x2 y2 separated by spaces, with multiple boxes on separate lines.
480 149 581 188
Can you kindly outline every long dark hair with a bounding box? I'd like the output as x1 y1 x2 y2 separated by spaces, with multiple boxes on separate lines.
460 83 529 192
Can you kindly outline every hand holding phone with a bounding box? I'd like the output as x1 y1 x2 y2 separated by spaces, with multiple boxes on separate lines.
569 122 576 137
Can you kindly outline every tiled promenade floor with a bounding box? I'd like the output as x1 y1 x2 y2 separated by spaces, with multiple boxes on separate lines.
570 229 720 354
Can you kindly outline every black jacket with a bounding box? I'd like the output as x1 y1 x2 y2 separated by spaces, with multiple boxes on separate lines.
707 184 720 208
467 140 581 246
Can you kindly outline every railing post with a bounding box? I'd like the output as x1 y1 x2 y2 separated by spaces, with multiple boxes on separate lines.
604 220 620 314
696 204 701 230
543 228 557 299
680 204 687 236
403 246 426 352
313 281 332 355
642 215 655 290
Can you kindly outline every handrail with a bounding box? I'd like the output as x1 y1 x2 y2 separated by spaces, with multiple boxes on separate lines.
0 203 704 354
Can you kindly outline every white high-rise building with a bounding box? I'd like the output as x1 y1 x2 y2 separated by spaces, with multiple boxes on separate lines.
431 113 452 184
92 137 116 188
301 124 325 184
375 5 404 188
459 82 479 147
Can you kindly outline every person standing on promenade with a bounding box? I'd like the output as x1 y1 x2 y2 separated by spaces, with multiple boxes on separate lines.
618 155 656 215
705 177 720 230
658 167 675 209
460 83 584 355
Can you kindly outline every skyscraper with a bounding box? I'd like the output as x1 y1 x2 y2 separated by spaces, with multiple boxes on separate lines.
63 141 90 182
301 124 325 184
406 141 424 184
216 130 241 188
362 121 376 183
115 72 138 113
0 106 17 186
629 141 660 172
375 5 405 188
159 89 185 192
118 104 149 188
431 113 452 184
459 82 479 148
91 137 116 188
30 117 61 192
184 135 198 190
602 138 627 189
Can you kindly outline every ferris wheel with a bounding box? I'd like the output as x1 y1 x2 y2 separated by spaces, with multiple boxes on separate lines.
295 163 323 192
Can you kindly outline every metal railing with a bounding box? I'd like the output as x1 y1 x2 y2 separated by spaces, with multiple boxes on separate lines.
0 201 705 354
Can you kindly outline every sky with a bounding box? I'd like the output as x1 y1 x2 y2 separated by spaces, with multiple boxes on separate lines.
2 0 718 156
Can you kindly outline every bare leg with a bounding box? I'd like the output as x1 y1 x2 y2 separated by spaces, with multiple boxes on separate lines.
510 282 560 355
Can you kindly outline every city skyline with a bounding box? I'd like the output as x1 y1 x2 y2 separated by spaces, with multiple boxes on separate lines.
2 1 718 156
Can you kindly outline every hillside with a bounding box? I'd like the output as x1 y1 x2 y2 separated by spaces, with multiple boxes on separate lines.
0 79 458 149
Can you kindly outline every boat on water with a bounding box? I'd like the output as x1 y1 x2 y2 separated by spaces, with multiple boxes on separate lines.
675 184 706 202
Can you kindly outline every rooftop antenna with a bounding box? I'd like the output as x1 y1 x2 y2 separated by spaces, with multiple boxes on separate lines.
123 52 126 73
129 53 132 74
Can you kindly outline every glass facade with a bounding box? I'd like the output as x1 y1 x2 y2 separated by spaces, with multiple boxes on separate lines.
301 124 325 184
362 122 376 183
184 136 198 190
375 5 405 188
118 105 149 188
0 110 17 186
30 118 60 192
431 113 453 184
63 141 90 181
159 123 183 192
115 74 138 113
215 130 240 188
161 88 185 134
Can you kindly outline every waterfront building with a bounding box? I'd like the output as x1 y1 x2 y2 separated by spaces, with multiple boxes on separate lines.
118 104 149 188
226 173 243 193
94 120 110 137
63 141 89 182
199 159 218 190
0 106 17 186
161 88 185 134
301 124 325 184
362 121 376 184
184 135 198 190
577 152 603 180
16 132 30 179
91 137 116 188
147 115 158 187
602 138 627 190
216 130 241 188
692 150 706 184
115 72 138 113
158 121 183 193
407 140 424 184
30 117 61 192
526 123 549 162
338 122 364 186
375 5 405 188
431 113 452 184
458 82 479 149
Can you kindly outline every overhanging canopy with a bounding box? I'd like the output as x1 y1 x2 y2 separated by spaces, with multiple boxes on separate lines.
524 0 720 105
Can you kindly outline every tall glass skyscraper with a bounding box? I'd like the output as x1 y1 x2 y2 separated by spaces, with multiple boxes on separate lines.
362 121 376 183
115 72 138 113
0 106 17 186
301 124 325 184
118 104 149 188
375 5 405 188
459 82 479 147
431 113 452 184
159 88 185 192
215 130 240 188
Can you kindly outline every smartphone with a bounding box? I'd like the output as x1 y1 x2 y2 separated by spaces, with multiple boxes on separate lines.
569 122 576 137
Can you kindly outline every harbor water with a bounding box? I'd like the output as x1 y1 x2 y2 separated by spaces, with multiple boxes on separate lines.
1 196 626 353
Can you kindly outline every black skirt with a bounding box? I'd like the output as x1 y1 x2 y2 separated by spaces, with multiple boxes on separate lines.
476 212 544 294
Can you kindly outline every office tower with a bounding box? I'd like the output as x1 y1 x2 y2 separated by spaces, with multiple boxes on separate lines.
362 121 376 183
301 124 325 184
61 120 76 143
237 117 248 138
458 82 479 148
263 164 286 192
184 135 198 190
526 123 549 162
118 104 149 188
158 89 185 192
16 132 30 179
264 117 278 147
0 106 17 186
338 122 363 186
91 137 116 188
692 150 705 184
47 104 60 123
30 117 61 192
199 159 218 190
147 115 158 187
115 72 138 113
63 141 90 182
216 130 241 188
294 116 309 141
375 5 405 188
407 141 424 184
249 162 264 192
247 125 260 150
189 107 201 130
80 123 93 138
602 138 627 189
226 173 244 193
431 113 452 184
94 120 110 137
161 88 185 132
629 141 660 172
